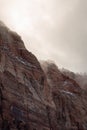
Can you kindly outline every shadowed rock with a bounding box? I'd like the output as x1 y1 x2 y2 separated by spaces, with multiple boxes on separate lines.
0 21 87 130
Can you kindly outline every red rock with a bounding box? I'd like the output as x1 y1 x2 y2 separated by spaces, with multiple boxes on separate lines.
41 61 87 130
0 22 52 130
0 22 87 130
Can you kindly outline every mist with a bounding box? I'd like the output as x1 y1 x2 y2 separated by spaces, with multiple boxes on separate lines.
0 0 87 72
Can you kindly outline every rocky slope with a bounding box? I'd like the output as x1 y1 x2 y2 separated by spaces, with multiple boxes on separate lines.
41 62 87 130
61 68 87 90
0 22 87 130
0 22 53 130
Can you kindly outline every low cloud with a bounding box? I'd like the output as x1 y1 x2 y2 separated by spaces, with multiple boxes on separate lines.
0 0 87 72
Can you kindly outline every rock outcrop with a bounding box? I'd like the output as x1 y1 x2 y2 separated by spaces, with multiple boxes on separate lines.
0 22 87 130
0 22 53 130
41 62 87 130
61 68 87 90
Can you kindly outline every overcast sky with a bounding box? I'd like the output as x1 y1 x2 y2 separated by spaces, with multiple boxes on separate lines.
0 0 87 73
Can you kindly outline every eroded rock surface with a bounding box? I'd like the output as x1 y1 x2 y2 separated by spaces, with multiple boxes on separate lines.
41 62 87 130
0 22 87 130
0 22 52 130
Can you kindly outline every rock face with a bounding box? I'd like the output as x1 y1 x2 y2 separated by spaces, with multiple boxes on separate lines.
41 62 87 130
0 22 53 130
61 68 87 90
0 22 87 130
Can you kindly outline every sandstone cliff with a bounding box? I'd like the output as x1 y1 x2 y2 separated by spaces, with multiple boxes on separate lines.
0 22 87 130
41 61 87 130
0 22 52 130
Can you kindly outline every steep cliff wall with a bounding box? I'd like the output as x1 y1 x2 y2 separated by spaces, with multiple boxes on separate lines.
0 22 53 130
41 62 87 130
0 22 87 130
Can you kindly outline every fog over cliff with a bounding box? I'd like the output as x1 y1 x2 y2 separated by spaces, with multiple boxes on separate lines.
0 0 87 72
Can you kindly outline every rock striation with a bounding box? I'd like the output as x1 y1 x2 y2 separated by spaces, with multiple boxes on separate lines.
0 22 87 130
41 62 87 130
0 22 52 130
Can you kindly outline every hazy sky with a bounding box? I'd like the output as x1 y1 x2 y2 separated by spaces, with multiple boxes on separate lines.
0 0 87 72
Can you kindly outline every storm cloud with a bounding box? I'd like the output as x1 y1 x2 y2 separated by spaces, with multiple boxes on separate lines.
0 0 87 72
